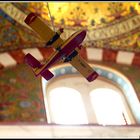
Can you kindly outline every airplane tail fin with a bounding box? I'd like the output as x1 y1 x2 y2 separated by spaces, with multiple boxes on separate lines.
40 69 54 81
24 53 42 68
24 53 54 80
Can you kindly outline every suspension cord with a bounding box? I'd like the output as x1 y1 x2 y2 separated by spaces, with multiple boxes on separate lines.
47 2 56 32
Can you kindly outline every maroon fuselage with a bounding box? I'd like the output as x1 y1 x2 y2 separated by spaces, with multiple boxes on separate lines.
40 30 86 74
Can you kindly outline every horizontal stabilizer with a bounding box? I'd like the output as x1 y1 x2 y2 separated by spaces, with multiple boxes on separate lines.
40 69 54 81
24 53 42 68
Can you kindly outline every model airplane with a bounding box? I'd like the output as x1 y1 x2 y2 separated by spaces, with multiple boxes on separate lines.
24 13 99 82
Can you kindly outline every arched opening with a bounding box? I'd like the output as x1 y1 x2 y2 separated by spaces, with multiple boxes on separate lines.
90 88 131 125
42 64 139 125
48 87 88 124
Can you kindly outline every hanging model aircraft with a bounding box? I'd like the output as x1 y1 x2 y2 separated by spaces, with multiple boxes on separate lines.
24 13 99 82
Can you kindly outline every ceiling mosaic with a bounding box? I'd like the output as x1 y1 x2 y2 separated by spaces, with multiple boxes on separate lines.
0 2 140 52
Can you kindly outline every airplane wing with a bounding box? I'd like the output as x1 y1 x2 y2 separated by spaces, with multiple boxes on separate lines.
24 13 64 49
24 13 98 82
69 53 99 82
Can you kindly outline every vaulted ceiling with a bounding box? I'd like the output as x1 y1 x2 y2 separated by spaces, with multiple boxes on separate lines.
0 2 140 124
0 2 140 53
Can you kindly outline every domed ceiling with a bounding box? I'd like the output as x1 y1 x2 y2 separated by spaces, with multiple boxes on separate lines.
0 2 140 123
0 2 140 52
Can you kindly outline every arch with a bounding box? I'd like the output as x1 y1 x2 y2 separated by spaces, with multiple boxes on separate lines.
46 87 88 124
90 88 131 125
42 63 140 124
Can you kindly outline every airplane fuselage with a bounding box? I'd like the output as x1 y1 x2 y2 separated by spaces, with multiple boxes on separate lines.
35 29 86 75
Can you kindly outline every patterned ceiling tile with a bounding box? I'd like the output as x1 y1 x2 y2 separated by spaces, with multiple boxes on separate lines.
0 7 44 52
0 2 140 53
9 49 25 64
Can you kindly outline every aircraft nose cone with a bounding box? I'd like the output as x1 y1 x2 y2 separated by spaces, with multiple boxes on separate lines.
75 29 87 45
81 30 86 40
82 30 86 36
